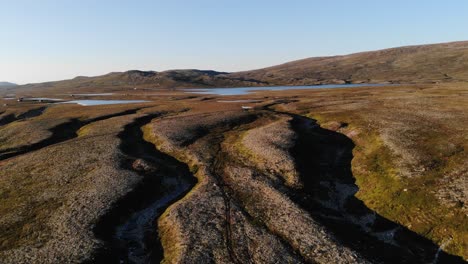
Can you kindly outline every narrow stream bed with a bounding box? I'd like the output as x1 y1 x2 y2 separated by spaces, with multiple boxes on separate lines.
92 114 196 263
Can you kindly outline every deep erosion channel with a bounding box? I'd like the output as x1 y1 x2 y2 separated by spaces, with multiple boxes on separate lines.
91 114 196 264
282 110 466 263
0 108 141 161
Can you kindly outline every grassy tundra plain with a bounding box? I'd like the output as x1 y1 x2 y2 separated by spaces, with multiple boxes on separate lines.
0 42 467 263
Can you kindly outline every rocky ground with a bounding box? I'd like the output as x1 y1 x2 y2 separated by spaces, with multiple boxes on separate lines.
0 83 466 263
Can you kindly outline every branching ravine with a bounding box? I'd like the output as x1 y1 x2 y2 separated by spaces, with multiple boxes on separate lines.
78 107 466 264
86 109 267 264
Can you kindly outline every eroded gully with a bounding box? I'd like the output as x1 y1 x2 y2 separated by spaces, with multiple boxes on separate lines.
89 108 466 264
90 114 196 264
0 108 141 161
269 107 465 264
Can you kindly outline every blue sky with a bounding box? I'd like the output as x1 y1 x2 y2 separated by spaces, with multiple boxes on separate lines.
1 0 468 84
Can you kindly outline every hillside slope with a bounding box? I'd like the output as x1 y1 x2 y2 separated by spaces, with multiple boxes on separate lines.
8 70 267 95
230 41 468 85
6 41 468 95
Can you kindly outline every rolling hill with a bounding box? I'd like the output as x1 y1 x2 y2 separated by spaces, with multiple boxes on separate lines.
6 40 468 94
230 40 468 85
15 70 267 93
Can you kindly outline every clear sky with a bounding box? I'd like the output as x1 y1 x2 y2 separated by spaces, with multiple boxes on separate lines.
1 0 468 84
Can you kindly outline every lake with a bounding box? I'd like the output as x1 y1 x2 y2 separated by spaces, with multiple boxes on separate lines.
64 100 150 106
68 93 115 96
183 84 388 96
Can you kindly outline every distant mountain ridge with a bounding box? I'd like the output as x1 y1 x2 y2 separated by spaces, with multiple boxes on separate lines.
0 82 17 88
8 40 468 94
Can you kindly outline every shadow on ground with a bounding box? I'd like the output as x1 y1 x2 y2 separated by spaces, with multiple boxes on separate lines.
0 108 141 161
289 115 465 264
89 114 196 264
